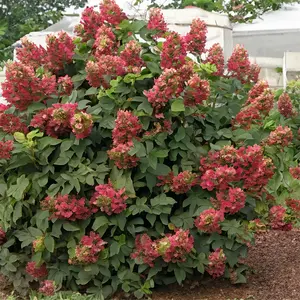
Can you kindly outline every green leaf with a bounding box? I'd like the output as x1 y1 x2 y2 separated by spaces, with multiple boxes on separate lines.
63 223 80 232
93 216 109 231
151 149 169 158
149 164 171 176
13 202 22 223
146 62 161 74
174 268 186 284
171 99 185 112
175 127 186 142
44 236 55 253
110 241 120 256
14 132 26 143
151 194 176 206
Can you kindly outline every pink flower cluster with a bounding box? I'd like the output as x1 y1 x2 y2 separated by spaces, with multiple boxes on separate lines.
184 18 207 55
131 229 194 266
147 8 167 37
100 0 127 25
39 280 55 296
200 145 274 195
93 25 117 57
0 113 28 134
108 142 139 169
74 7 103 41
0 228 6 246
161 32 187 70
45 32 75 72
112 110 142 145
158 171 198 194
33 236 45 253
108 110 141 169
120 40 144 73
206 248 226 278
234 81 274 129
184 74 210 106
86 56 126 89
69 232 106 264
58 75 73 96
17 38 46 69
266 125 293 147
277 93 295 118
90 183 127 215
30 103 93 139
194 208 224 233
227 45 260 83
0 140 14 160
216 187 246 214
131 234 160 267
2 62 57 111
40 194 92 221
26 262 48 278
204 43 225 76
144 68 182 111
269 205 292 231
290 166 300 180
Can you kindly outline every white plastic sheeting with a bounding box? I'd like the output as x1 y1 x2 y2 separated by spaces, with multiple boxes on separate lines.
233 4 300 58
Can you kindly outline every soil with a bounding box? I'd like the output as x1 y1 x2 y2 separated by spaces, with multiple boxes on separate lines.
2 230 300 300
152 230 300 300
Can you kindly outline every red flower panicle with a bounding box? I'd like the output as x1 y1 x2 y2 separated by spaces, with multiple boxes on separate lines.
286 199 300 214
93 25 117 57
17 37 46 69
69 232 106 265
278 93 295 118
249 63 261 83
161 32 187 70
74 7 103 41
170 171 198 194
131 234 160 267
144 68 182 110
195 208 224 233
0 228 6 246
41 194 91 221
45 31 75 72
33 236 45 253
248 80 269 99
290 166 300 180
269 205 292 231
100 0 127 25
184 74 210 106
86 56 126 88
147 8 167 37
108 142 139 169
205 43 225 76
156 229 194 263
120 40 144 73
185 18 207 55
58 75 73 96
200 145 274 194
90 183 127 215
70 112 93 139
30 103 77 138
216 187 246 214
227 44 251 83
2 62 57 111
39 280 55 296
0 113 28 134
26 262 48 278
266 125 293 147
0 140 14 159
112 110 142 145
206 248 226 278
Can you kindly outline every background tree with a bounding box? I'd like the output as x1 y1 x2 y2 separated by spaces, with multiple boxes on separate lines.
137 0 300 23
0 0 87 64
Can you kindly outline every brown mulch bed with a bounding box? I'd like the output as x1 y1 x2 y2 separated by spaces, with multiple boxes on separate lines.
2 230 300 299
153 230 300 300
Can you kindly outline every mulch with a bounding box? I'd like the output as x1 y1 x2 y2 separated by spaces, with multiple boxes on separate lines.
153 230 300 300
2 230 300 299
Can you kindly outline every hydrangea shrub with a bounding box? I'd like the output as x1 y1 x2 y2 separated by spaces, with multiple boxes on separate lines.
0 1 299 298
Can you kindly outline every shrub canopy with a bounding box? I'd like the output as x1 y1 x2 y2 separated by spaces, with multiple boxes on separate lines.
0 1 299 298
